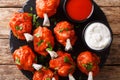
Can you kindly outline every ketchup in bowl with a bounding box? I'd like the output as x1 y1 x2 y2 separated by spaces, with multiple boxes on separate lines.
64 0 94 22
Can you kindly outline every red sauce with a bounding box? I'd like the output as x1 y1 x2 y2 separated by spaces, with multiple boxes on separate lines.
66 0 93 21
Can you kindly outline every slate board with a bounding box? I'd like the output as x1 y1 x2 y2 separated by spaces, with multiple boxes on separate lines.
9 0 113 80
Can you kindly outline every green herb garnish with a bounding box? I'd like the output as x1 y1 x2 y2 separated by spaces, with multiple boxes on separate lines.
15 57 20 65
59 28 64 33
35 21 40 28
33 14 39 26
65 28 69 31
45 78 51 80
35 33 41 37
28 13 33 17
37 40 44 46
64 56 70 63
30 7 33 11
59 28 69 33
82 62 93 71
15 26 23 30
46 42 53 51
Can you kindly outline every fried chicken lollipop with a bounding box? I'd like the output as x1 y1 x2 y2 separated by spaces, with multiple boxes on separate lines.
33 67 59 80
49 51 76 80
33 26 58 58
54 21 77 51
77 51 100 80
36 0 60 26
9 12 32 40
13 45 37 72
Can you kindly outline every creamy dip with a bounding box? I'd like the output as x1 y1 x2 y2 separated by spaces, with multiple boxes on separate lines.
84 22 111 50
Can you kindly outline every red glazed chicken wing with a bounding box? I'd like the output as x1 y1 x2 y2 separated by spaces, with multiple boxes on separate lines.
13 45 37 72
77 51 100 76
36 0 60 18
54 21 77 50
33 67 58 80
33 26 54 56
9 12 32 40
49 51 75 77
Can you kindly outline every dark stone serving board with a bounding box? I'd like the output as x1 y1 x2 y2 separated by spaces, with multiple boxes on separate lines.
9 0 113 80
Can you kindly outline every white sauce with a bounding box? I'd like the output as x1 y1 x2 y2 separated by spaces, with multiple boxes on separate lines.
84 22 111 50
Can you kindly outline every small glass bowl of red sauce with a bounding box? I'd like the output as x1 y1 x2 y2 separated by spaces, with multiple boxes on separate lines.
63 0 94 23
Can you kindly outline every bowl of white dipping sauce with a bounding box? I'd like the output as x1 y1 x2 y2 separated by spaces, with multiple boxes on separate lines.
83 22 112 51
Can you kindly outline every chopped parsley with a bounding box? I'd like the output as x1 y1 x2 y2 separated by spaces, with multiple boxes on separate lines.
37 40 44 46
64 56 70 63
65 28 69 31
59 28 64 33
46 42 53 51
28 13 33 17
33 14 38 24
35 33 41 37
30 7 33 11
15 57 20 65
59 28 69 33
82 62 93 71
35 21 40 28
15 26 23 30
33 14 40 27
45 78 51 80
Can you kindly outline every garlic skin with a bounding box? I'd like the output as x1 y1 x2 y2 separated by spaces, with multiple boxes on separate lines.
43 13 50 27
65 39 72 51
